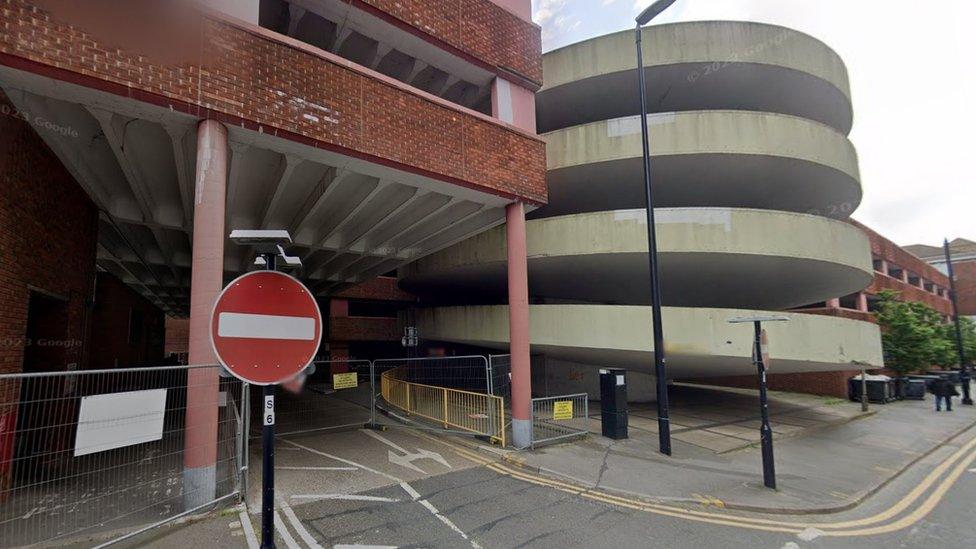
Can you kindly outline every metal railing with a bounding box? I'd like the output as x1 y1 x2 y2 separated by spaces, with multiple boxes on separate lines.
265 359 372 437
380 366 506 446
530 393 589 448
488 354 512 402
0 364 245 547
373 355 491 394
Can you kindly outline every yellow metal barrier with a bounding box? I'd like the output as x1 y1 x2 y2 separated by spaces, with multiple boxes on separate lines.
381 367 506 446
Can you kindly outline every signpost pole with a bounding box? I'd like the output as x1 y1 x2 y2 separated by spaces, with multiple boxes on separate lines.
260 253 277 549
754 321 776 490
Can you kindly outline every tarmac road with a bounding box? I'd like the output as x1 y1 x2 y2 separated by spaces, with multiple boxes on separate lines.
129 414 976 549
280 432 976 549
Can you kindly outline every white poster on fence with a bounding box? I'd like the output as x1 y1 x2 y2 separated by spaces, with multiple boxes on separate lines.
74 389 167 457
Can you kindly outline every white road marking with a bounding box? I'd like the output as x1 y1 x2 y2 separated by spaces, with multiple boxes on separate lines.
274 511 302 549
281 436 473 548
276 466 358 471
417 498 481 549
388 450 426 474
780 543 800 549
279 438 401 482
362 429 451 474
361 429 410 453
278 495 324 549
797 527 824 541
968 468 976 473
238 506 259 549
291 494 401 503
399 482 421 501
333 545 398 548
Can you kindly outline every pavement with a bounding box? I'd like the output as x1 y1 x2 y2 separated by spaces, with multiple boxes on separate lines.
607 383 869 454
66 383 976 548
512 385 976 513
120 404 976 548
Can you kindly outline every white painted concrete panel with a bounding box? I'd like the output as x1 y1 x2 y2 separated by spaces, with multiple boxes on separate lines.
218 312 316 340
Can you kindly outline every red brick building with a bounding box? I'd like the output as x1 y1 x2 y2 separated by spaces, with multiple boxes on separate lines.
0 0 545 485
699 220 953 397
905 238 976 318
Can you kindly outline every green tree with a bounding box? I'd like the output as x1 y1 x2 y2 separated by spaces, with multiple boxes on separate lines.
874 290 954 375
943 315 976 366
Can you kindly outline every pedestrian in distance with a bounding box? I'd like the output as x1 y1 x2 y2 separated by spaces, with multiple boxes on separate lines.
930 376 960 412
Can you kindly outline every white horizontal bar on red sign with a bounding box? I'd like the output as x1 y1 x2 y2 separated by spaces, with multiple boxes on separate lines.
218 312 316 340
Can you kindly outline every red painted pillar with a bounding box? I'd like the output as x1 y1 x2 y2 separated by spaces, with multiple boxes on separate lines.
857 292 869 312
183 119 227 508
506 201 532 447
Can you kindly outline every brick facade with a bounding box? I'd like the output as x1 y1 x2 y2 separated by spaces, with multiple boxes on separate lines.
854 221 952 315
693 222 954 399
695 370 858 399
0 0 547 204
954 260 976 316
333 276 416 302
329 316 399 341
87 272 165 369
164 317 190 357
356 0 542 85
0 90 97 378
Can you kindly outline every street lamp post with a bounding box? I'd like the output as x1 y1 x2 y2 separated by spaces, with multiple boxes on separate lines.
729 315 789 490
635 0 679 457
944 239 973 405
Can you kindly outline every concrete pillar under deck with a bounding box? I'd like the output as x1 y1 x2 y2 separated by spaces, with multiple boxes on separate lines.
857 292 869 312
826 298 841 309
183 120 227 509
506 202 532 448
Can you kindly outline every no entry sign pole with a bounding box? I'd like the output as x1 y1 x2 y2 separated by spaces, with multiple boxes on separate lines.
260 253 276 549
211 233 320 549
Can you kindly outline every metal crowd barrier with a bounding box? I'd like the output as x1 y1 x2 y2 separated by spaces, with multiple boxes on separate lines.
530 393 589 448
0 364 245 547
380 366 506 447
266 359 372 437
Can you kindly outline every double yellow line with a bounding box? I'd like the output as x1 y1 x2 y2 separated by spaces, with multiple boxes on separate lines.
446 433 976 537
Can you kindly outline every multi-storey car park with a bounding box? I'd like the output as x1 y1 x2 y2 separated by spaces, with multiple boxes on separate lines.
401 21 885 400
0 0 544 501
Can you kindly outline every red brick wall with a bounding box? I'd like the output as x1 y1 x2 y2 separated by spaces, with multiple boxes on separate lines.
0 0 547 204
0 91 97 378
164 317 190 356
329 316 399 341
866 275 952 316
334 277 416 302
691 370 857 399
851 220 952 315
954 260 976 316
87 272 165 369
356 0 542 85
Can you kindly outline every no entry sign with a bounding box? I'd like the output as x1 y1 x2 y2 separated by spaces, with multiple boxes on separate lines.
210 270 322 385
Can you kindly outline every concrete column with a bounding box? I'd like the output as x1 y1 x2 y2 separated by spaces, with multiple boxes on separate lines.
506 202 532 448
183 119 227 508
857 292 869 312
827 298 841 309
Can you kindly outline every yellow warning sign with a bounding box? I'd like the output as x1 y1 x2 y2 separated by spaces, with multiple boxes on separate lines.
332 372 358 390
552 400 573 420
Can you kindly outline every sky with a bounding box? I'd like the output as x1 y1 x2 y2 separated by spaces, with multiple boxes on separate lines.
530 0 975 247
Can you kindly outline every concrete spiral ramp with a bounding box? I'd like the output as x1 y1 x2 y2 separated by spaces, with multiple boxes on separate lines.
402 21 883 399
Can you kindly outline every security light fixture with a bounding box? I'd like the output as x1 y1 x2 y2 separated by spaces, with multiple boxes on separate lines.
229 229 292 253
636 0 678 25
